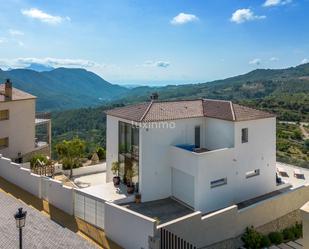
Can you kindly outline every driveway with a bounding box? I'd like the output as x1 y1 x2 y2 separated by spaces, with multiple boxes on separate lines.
0 191 97 249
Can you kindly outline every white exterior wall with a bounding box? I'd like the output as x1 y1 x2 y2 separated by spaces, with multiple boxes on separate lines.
106 114 276 213
106 115 119 182
104 202 156 249
139 117 205 202
0 156 41 197
196 148 238 212
171 117 276 213
204 117 234 150
232 117 276 203
0 99 36 159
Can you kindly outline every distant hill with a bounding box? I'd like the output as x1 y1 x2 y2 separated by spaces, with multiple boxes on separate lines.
120 63 309 103
0 67 129 111
24 63 54 72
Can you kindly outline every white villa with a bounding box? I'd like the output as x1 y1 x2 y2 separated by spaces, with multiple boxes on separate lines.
0 79 51 162
106 97 277 213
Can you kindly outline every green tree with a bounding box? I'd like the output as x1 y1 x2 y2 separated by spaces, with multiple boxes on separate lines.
56 137 85 178
96 147 106 161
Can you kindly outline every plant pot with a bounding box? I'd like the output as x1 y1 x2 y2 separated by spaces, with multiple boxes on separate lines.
127 184 135 194
135 193 141 203
113 176 120 186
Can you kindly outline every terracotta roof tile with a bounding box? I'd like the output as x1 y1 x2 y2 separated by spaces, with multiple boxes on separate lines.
106 98 275 122
232 103 275 121
0 84 36 102
143 100 204 122
105 102 151 122
203 99 235 121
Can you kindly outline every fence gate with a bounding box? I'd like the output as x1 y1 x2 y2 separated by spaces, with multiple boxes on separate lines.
41 176 50 201
160 228 197 249
74 190 105 229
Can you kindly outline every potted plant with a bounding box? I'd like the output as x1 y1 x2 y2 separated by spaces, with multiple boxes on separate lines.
111 161 120 186
126 167 135 194
135 193 141 203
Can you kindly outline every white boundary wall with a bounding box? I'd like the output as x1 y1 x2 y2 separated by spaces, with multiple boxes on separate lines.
158 184 309 248
104 202 157 249
0 156 41 197
0 156 74 215
62 163 106 177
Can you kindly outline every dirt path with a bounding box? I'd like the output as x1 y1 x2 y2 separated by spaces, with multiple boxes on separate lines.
300 123 309 140
279 121 309 140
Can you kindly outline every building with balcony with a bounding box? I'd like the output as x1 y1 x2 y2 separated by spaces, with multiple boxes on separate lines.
0 79 51 162
105 98 276 213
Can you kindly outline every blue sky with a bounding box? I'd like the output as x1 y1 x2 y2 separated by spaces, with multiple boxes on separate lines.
0 0 308 85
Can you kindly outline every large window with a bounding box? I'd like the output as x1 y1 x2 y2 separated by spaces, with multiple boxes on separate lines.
241 128 248 143
0 110 9 121
118 122 139 189
0 137 9 149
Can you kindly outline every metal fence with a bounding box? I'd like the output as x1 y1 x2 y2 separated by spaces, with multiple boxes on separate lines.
74 190 105 229
160 228 197 249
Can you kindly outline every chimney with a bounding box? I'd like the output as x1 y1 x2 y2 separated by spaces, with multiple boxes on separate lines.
150 92 159 101
5 79 12 101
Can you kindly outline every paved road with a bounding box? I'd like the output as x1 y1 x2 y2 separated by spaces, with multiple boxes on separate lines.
0 191 97 249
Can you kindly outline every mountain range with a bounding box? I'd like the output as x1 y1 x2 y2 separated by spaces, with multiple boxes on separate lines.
1 63 309 113
0 67 128 111
50 63 309 167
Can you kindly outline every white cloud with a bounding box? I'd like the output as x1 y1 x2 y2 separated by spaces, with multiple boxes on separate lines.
9 29 24 36
0 57 104 69
270 57 279 61
263 0 292 7
21 8 70 25
171 13 198 25
142 60 170 68
230 9 266 24
249 58 262 65
301 58 309 64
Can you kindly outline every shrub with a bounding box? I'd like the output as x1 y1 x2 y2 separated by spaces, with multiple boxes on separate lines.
96 147 106 160
268 231 283 245
30 154 48 169
291 223 302 238
282 228 295 241
241 227 262 249
260 235 271 248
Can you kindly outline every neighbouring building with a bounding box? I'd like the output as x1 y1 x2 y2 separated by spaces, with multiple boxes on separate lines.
105 97 277 213
0 79 51 162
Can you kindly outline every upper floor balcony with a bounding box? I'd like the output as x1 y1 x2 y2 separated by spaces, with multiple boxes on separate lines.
170 144 235 177
34 112 51 150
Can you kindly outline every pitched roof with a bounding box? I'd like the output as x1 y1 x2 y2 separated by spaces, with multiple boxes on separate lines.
105 99 275 122
0 84 36 102
232 103 275 121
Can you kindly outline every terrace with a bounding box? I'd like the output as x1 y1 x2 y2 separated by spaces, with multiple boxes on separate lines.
34 112 51 153
121 198 193 224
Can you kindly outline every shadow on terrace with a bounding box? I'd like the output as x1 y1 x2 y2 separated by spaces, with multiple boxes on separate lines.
121 198 194 224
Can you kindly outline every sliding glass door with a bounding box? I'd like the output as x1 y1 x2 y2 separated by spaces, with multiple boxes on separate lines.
118 121 139 188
